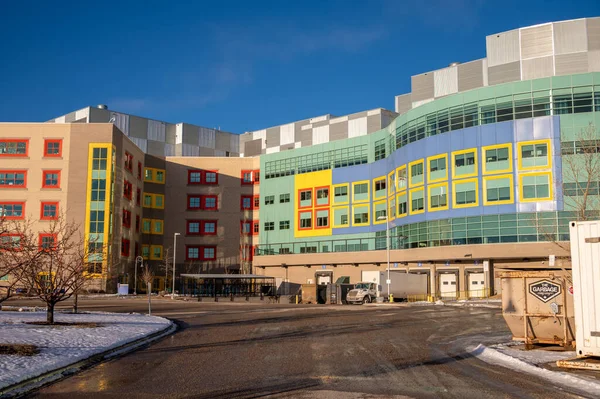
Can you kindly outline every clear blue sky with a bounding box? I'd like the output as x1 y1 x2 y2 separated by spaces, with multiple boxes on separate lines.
1 0 598 133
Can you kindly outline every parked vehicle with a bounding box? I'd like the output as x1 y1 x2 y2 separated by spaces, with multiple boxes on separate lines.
346 282 377 304
346 271 428 304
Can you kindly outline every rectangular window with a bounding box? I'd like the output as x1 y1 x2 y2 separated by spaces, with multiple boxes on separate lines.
484 175 513 205
333 207 349 227
185 245 217 261
144 168 153 181
121 239 130 257
150 245 163 260
153 194 164 209
452 149 477 178
299 211 312 229
142 245 150 259
241 195 253 210
188 170 202 184
410 188 425 214
519 140 550 170
0 202 25 219
521 173 551 201
374 201 387 221
135 215 140 232
42 170 61 189
397 193 408 216
187 246 200 260
142 219 151 233
316 209 329 228
453 179 478 208
44 139 62 157
155 170 165 183
352 205 369 225
143 193 153 207
396 166 407 191
1 234 22 250
39 233 56 250
254 196 260 209
483 144 512 174
428 183 448 211
299 189 312 208
136 188 141 206
40 202 59 220
123 179 132 199
188 221 201 234
202 220 217 235
0 140 28 157
151 220 163 234
265 195 275 205
122 209 131 228
409 160 424 187
264 221 275 231
144 168 166 184
241 221 252 234
124 152 133 172
373 177 386 199
203 247 216 260
203 195 218 210
253 221 259 234
428 155 447 183
333 184 349 204
188 195 201 209
137 162 142 179
388 171 396 197
279 220 290 230
353 181 369 203
315 187 329 206
204 171 218 184
279 193 290 203
241 169 260 185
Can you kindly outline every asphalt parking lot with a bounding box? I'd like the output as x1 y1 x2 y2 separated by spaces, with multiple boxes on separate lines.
4 297 591 398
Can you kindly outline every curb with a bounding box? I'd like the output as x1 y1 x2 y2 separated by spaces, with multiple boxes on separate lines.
0 319 176 398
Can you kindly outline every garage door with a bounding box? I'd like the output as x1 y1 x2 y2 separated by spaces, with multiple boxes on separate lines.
439 274 457 299
468 273 486 298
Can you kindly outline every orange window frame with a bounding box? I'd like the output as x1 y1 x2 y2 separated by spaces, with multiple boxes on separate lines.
0 170 27 188
0 139 29 157
298 210 313 230
40 201 59 220
42 170 61 189
43 139 62 157
314 186 330 208
0 202 25 220
298 188 313 209
314 209 330 229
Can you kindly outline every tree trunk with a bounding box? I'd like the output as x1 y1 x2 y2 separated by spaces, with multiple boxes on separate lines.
73 293 78 314
47 303 55 324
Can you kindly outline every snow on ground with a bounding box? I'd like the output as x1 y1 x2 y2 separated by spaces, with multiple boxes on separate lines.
0 311 172 390
470 344 600 396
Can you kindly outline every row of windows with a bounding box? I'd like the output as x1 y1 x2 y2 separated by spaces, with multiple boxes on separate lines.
393 86 600 150
0 170 62 189
188 169 218 185
264 144 368 179
264 193 290 205
186 245 216 261
141 244 163 260
241 195 260 210
188 195 218 211
143 193 164 209
0 233 58 251
0 139 62 158
141 218 164 235
0 201 60 220
144 167 165 184
187 220 217 235
241 169 260 185
298 187 330 209
241 220 260 235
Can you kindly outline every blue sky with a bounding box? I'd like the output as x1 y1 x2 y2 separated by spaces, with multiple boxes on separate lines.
0 0 598 133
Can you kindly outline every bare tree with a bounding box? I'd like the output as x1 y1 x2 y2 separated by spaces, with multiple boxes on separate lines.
240 209 253 275
140 263 154 315
159 246 172 294
18 216 101 324
0 218 35 309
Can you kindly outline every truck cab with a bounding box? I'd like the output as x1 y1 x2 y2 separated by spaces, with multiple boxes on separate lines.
346 282 378 304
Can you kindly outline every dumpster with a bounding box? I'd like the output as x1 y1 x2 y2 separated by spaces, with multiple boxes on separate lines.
498 270 575 347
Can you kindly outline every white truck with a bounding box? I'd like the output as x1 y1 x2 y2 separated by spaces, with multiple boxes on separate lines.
346 271 428 304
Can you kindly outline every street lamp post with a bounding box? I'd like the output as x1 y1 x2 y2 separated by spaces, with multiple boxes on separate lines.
377 215 391 302
134 256 143 295
172 233 180 299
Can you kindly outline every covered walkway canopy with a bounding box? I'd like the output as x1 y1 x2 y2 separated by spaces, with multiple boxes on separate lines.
181 274 276 297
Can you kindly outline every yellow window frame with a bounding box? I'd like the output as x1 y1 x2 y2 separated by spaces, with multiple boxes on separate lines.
451 148 478 179
151 219 164 235
482 174 514 206
332 183 350 205
373 199 388 224
388 196 396 221
519 171 553 203
481 143 513 175
373 175 387 200
144 167 166 184
517 139 552 171
153 194 165 209
150 245 163 260
351 180 370 203
396 192 408 218
427 182 449 212
141 245 150 260
143 193 153 208
332 205 350 228
352 204 370 227
388 170 396 197
141 218 151 234
409 187 425 215
396 165 407 192
408 159 424 188
427 154 448 184
452 177 479 209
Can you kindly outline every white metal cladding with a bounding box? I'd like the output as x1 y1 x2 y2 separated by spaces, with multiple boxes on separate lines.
301 124 312 131
199 127 216 149
520 24 554 60
412 98 434 109
54 116 66 123
486 29 520 67
75 108 89 121
521 56 555 80
252 129 266 149
175 124 183 144
229 134 240 153
434 66 458 98
330 116 349 124
367 109 381 116
164 143 176 156
130 137 147 153
312 125 330 145
110 112 130 136
348 117 367 138
309 115 329 123
555 52 589 75
279 123 295 145
182 144 200 157
553 19 588 55
569 221 600 357
147 120 166 142
294 142 301 149
266 146 280 154
589 51 600 72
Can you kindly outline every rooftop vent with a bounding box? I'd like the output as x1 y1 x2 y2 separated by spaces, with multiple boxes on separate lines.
97 104 108 110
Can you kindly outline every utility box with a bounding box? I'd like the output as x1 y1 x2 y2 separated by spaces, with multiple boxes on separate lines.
498 271 575 347
569 221 600 357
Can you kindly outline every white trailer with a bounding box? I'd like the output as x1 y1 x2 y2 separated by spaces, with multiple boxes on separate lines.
569 221 600 357
360 271 427 299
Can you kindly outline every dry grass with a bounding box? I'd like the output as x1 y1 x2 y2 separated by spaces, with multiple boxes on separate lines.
0 344 40 356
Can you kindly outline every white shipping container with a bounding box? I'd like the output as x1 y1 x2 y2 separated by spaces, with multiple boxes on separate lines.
569 220 600 357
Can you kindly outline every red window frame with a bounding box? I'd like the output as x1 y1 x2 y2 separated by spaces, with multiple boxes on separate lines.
240 195 253 210
188 195 202 210
253 220 259 235
124 152 134 172
314 186 330 207
122 209 132 228
0 202 25 220
0 233 23 251
298 188 313 209
241 245 254 261
39 233 57 250
298 210 313 230
241 169 260 185
188 170 203 185
314 208 330 229
0 170 27 188
187 220 202 235
137 161 142 180
121 238 130 257
135 215 140 232
40 201 59 221
203 170 219 185
185 245 217 261
241 221 252 235
202 220 217 235
203 195 218 211
43 139 62 157
0 139 29 157
42 170 61 189
123 180 133 200
136 188 141 206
